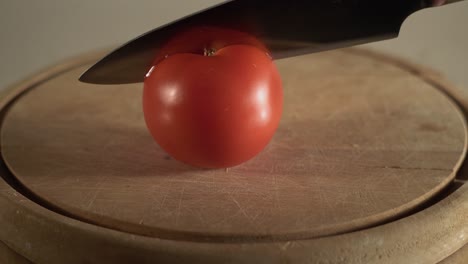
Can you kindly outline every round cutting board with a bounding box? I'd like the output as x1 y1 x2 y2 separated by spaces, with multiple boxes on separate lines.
0 48 467 264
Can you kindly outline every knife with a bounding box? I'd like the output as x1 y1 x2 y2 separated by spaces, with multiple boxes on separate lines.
79 0 464 85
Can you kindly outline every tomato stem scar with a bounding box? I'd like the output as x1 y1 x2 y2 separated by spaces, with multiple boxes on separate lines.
204 47 217 56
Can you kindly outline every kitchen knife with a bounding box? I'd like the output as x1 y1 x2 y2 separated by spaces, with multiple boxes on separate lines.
79 0 464 84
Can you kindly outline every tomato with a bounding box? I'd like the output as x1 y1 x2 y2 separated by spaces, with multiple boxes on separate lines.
143 27 283 168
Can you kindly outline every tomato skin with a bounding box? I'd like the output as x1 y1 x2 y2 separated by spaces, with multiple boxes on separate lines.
152 26 268 67
143 41 282 168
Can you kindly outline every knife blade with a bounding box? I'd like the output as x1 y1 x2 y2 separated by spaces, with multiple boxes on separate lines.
79 0 463 84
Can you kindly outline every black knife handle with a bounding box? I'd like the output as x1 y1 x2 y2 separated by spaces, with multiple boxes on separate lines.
428 0 465 6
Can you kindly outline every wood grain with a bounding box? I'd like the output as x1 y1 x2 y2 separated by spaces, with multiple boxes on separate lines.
0 241 32 264
0 49 466 242
439 243 468 263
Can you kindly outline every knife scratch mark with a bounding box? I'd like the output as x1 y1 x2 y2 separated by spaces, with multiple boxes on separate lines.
364 97 377 120
175 187 186 225
159 191 169 210
229 194 252 223
85 176 107 210
273 173 281 211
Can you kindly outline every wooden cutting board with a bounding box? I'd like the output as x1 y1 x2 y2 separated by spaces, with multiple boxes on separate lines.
0 48 467 263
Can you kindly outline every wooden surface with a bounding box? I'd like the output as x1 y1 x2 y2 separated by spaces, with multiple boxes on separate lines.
0 49 466 263
0 241 32 264
440 243 468 263
1 49 466 241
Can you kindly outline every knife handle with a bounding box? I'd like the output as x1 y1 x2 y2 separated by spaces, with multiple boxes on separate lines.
431 0 464 6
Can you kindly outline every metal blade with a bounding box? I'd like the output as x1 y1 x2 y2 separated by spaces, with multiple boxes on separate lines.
80 0 430 84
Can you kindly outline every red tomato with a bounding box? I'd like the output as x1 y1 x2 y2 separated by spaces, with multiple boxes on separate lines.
143 27 283 168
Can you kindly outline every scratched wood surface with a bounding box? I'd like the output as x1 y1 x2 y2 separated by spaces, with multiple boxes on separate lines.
0 241 32 264
0 49 466 242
